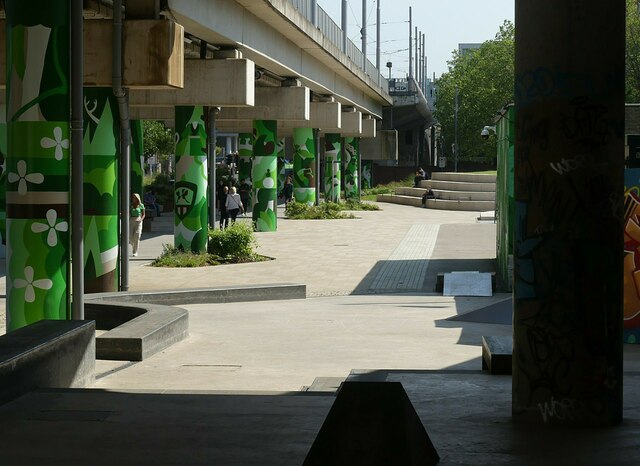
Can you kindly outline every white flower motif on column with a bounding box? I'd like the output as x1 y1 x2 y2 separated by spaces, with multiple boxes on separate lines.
13 266 53 303
40 126 69 161
7 160 44 195
31 209 69 247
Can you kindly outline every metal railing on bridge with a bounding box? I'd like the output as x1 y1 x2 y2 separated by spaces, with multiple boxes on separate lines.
286 0 388 92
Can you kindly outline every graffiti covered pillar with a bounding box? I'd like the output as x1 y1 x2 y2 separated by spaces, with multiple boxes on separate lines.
83 88 119 293
324 133 341 203
292 127 316 205
344 136 360 200
130 120 144 198
361 160 373 191
513 0 624 425
6 1 71 330
277 137 286 198
174 106 208 253
238 132 253 212
252 120 277 232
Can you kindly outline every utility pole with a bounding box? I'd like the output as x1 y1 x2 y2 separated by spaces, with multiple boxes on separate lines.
422 33 426 94
362 0 367 68
376 0 381 70
342 0 347 53
408 7 412 79
415 27 419 84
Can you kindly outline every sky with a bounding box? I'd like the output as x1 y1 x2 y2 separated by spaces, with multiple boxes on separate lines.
317 0 514 79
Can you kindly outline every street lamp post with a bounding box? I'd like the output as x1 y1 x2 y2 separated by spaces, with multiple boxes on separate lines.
454 87 459 172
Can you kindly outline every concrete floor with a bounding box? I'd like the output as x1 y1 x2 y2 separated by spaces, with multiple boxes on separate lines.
1 202 639 464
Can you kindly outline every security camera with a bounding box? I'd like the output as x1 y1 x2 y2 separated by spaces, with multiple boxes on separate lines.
480 125 496 140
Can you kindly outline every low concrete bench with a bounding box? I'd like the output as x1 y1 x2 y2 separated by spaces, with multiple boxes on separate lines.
0 320 95 405
85 302 188 361
436 272 496 293
481 335 512 375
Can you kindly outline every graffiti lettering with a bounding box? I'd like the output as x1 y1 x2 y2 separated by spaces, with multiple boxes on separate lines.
549 155 588 175
559 96 611 146
538 396 585 423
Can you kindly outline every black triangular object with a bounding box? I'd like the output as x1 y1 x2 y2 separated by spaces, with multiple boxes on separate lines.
303 381 439 466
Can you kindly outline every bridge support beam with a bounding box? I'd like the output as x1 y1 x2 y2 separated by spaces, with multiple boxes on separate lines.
83 88 120 293
324 134 342 203
513 0 624 426
293 128 317 205
174 106 209 253
6 0 71 331
252 120 278 232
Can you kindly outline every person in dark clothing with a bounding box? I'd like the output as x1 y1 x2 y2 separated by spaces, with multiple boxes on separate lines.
282 175 294 205
219 186 229 229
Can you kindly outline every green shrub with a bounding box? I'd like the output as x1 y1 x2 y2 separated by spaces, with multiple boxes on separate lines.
285 201 355 219
151 244 218 267
208 222 257 259
341 199 380 211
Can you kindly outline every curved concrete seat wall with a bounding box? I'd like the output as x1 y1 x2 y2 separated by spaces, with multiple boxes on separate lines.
85 302 188 362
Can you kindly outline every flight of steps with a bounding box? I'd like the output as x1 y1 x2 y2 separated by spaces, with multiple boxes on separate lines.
376 172 496 212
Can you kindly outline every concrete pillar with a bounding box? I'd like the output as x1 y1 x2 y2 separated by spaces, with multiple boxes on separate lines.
6 1 71 330
324 134 342 203
174 106 208 253
293 128 317 206
225 136 233 156
252 120 277 232
361 160 373 190
83 88 120 293
513 0 624 425
344 136 360 200
130 120 144 198
238 133 253 212
0 104 6 254
277 137 286 197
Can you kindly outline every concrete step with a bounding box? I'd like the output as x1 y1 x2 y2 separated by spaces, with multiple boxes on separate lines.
394 187 495 202
394 187 431 197
431 172 496 183
432 189 495 201
419 179 496 192
424 198 495 212
375 194 422 207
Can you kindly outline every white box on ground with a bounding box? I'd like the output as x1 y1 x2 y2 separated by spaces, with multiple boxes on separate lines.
443 271 492 297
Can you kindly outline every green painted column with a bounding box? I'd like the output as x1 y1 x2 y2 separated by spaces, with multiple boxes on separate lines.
0 106 7 247
130 120 144 197
292 127 316 205
238 132 253 211
344 136 360 200
174 106 208 253
252 120 277 232
6 1 71 331
361 160 373 191
277 137 286 197
324 133 342 203
83 88 119 293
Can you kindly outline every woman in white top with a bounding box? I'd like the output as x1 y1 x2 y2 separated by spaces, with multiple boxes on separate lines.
225 186 244 224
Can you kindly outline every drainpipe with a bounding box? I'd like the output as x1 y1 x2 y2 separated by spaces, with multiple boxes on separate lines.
113 0 131 291
71 0 84 319
209 107 219 229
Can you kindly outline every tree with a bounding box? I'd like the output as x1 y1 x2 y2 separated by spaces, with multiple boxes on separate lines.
627 0 640 102
434 21 514 165
143 120 174 173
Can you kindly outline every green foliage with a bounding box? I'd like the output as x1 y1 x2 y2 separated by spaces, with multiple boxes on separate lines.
434 20 514 163
361 175 415 200
341 199 380 211
208 222 257 260
627 0 640 102
151 244 219 267
143 120 174 163
145 173 174 209
285 202 356 219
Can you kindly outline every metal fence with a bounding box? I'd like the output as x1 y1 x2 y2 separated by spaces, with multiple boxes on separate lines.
285 0 386 89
